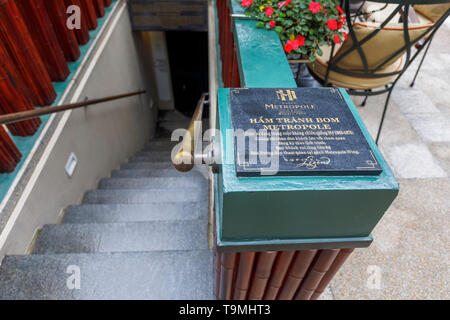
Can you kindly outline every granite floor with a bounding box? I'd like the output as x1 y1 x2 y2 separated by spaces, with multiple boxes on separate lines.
325 20 450 300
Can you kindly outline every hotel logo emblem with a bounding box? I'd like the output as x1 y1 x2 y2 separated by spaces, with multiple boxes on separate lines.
276 89 297 101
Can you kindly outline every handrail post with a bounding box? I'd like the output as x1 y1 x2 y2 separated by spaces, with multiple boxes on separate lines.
173 92 209 173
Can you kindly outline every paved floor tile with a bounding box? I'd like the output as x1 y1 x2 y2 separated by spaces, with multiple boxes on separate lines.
382 143 447 179
355 95 422 145
405 113 450 142
392 89 440 114
427 142 450 175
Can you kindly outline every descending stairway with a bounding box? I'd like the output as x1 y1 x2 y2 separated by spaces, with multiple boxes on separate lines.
0 115 214 299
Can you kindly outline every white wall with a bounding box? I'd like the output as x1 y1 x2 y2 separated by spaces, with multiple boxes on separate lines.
0 1 158 258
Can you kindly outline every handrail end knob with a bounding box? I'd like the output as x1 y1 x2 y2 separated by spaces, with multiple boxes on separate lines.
174 151 195 173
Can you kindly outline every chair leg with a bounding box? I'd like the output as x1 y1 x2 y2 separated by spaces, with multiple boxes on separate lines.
361 91 370 106
375 89 393 145
411 36 433 87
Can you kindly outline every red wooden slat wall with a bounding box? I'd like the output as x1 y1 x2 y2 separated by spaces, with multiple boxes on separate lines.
65 0 90 45
0 61 41 136
0 127 21 173
0 40 33 107
216 249 354 300
80 0 98 30
0 30 42 139
43 0 81 61
216 0 241 87
16 0 70 82
0 0 56 106
93 0 105 18
0 0 112 172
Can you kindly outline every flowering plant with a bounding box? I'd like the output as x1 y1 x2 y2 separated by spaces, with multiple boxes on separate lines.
241 0 347 62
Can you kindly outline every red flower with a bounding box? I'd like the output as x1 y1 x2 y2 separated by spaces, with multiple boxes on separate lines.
269 20 276 29
309 1 322 13
327 19 338 30
340 15 346 23
241 0 253 7
296 35 305 47
284 39 299 53
265 6 274 16
344 32 348 40
336 5 344 15
284 36 306 53
334 34 340 44
284 0 293 6
284 42 294 53
337 21 344 29
289 39 299 50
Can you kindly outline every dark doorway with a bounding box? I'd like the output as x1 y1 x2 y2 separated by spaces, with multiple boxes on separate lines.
166 31 209 117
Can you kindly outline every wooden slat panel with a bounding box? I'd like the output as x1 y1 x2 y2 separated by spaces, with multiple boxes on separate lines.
65 0 90 45
44 0 81 62
17 0 70 82
0 127 21 173
0 0 56 106
94 0 106 17
277 250 317 300
0 62 41 136
80 0 98 30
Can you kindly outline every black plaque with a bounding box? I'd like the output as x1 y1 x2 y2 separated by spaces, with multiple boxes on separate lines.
229 88 382 177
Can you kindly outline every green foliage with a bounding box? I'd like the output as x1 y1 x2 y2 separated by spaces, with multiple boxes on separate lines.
240 0 346 57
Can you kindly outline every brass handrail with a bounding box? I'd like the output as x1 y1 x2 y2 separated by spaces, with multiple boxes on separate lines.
174 92 209 172
0 90 146 125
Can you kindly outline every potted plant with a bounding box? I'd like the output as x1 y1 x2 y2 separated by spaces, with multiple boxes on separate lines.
240 0 347 62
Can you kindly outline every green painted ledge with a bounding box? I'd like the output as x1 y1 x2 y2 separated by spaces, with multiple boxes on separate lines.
214 1 399 251
229 0 297 88
0 1 118 201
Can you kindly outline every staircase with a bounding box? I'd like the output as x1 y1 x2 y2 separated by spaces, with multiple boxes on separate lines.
0 114 214 299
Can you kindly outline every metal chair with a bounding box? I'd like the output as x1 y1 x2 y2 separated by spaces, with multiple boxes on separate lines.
309 0 450 144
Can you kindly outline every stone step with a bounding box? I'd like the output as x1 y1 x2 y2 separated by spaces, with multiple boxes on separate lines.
83 188 205 204
32 220 208 254
98 177 206 190
130 151 173 162
157 120 190 134
145 140 178 151
120 161 174 170
129 157 178 164
158 110 190 122
0 250 213 299
111 169 204 178
62 202 208 224
121 162 183 170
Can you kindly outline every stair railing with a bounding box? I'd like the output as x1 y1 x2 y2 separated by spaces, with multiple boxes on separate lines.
173 92 211 173
0 90 146 125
